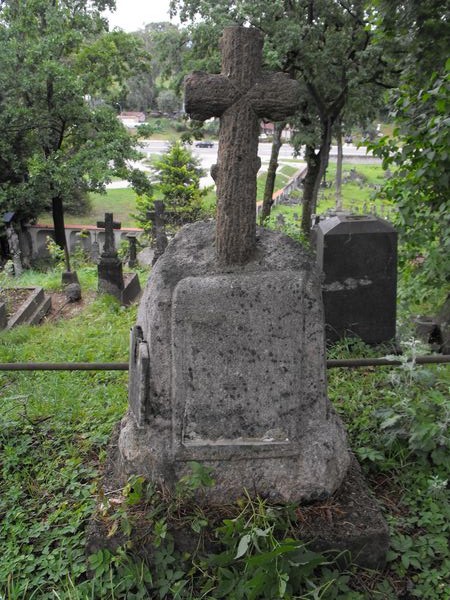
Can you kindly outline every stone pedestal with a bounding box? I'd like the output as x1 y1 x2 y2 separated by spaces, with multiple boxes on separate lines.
97 256 124 301
314 214 397 345
119 222 350 503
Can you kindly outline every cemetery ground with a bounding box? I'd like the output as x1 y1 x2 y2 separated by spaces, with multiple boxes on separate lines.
0 164 448 599
0 264 449 598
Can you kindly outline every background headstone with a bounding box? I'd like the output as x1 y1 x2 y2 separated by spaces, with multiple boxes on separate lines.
96 213 124 301
314 214 397 345
147 201 168 265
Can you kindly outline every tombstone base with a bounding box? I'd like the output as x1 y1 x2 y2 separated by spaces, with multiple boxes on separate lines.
97 257 124 301
121 272 141 306
118 414 350 504
88 429 388 571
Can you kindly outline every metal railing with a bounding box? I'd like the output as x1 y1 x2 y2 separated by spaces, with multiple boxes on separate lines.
0 355 448 372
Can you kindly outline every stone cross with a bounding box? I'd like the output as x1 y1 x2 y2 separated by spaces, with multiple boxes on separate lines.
185 26 300 264
97 213 121 257
147 201 168 264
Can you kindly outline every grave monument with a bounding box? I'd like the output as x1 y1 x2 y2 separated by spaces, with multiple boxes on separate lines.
97 212 141 306
147 200 168 265
118 26 351 503
97 213 124 301
314 214 398 345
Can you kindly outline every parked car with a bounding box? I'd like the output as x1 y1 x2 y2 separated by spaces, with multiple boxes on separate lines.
195 140 214 148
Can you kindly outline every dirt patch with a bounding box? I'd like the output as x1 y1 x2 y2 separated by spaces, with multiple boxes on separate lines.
43 290 96 323
0 288 34 318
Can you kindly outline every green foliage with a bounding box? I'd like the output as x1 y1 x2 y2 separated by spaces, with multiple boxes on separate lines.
134 141 210 230
0 0 150 224
83 466 356 600
156 89 181 115
328 338 450 599
369 65 450 291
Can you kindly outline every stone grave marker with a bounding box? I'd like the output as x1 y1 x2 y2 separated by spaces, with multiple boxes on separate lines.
115 26 388 566
120 25 349 502
96 213 124 301
147 201 168 265
314 213 397 345
126 234 138 268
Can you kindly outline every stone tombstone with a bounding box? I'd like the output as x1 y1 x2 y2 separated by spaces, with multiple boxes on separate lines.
96 213 124 301
120 26 351 504
314 214 397 345
127 234 138 268
146 201 168 265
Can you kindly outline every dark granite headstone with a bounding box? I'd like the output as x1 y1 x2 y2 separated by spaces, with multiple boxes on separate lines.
315 214 397 345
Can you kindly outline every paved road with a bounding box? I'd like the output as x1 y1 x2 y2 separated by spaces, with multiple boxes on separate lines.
107 140 378 189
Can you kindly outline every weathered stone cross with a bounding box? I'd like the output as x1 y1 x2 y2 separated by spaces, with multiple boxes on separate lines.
97 213 121 257
185 26 300 264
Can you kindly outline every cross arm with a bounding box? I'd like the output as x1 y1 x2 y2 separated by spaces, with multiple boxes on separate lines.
184 71 240 121
97 220 121 229
248 73 301 121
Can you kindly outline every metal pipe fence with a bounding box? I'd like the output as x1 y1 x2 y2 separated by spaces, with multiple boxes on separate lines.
0 355 448 372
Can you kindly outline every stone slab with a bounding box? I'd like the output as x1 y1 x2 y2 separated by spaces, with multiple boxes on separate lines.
121 272 141 306
97 256 124 301
297 456 389 570
6 287 51 329
315 214 397 345
0 302 6 330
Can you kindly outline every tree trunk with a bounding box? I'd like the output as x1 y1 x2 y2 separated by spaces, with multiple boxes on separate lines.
52 195 71 271
335 117 343 211
301 120 332 236
259 121 285 225
301 145 321 235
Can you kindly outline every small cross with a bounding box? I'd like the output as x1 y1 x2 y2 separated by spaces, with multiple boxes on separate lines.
185 26 300 265
97 213 121 257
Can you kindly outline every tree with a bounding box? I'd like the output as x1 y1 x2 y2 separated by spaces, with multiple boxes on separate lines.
259 121 286 225
368 0 450 293
135 141 208 230
0 0 151 270
373 69 449 283
156 89 181 114
171 0 391 235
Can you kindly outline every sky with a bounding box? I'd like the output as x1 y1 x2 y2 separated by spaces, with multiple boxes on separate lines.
106 0 176 32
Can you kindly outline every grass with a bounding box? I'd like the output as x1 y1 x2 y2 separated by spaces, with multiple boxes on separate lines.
0 264 448 598
0 275 134 598
37 188 141 229
35 163 302 230
35 158 386 236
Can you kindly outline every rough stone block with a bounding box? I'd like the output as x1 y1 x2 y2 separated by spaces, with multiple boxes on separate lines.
119 221 350 503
